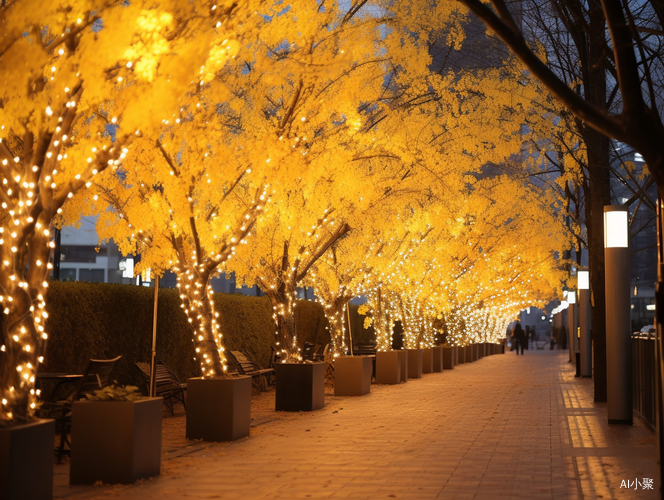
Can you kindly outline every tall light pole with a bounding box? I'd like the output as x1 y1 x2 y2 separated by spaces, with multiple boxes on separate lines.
568 291 577 364
579 270 592 377
604 205 632 424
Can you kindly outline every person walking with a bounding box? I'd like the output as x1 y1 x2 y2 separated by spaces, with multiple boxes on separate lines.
514 322 526 355
525 325 531 350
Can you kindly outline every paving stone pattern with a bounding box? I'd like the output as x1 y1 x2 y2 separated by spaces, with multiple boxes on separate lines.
53 350 659 499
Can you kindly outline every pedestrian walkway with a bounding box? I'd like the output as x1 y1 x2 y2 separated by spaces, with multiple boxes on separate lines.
53 350 659 499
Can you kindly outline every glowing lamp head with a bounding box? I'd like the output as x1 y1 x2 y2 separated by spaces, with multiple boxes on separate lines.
604 206 629 248
578 271 589 290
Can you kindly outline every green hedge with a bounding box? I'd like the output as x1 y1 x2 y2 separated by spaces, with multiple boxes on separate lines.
0 282 346 391
1 283 379 391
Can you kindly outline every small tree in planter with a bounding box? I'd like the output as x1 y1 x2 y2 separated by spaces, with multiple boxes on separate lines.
0 2 241 494
0 0 238 421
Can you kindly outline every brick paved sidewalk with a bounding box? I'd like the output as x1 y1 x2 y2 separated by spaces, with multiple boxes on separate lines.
53 350 659 499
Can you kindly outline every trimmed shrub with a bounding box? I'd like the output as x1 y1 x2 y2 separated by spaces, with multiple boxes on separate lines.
0 282 331 391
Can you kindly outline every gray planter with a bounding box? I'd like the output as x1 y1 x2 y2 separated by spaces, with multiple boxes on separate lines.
275 362 325 411
0 419 54 500
334 356 372 396
399 350 408 382
432 347 444 372
70 397 162 485
186 376 251 442
375 351 401 384
422 348 434 374
407 349 424 378
443 347 455 370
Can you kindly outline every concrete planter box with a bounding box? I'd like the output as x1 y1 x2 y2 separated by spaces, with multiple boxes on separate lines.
399 350 408 382
432 347 444 372
375 351 401 384
443 347 455 370
0 419 54 500
466 345 474 363
422 348 434 374
70 398 162 485
275 362 325 411
186 376 251 442
473 344 479 361
335 356 372 396
407 349 423 379
457 346 465 364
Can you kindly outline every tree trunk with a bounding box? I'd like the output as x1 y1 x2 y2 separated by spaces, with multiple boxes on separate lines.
1 233 52 423
581 0 611 402
176 263 227 377
325 299 348 357
267 284 299 362
368 287 394 352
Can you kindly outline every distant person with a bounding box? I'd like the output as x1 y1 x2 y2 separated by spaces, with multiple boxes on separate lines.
532 327 537 349
525 325 531 350
514 323 526 355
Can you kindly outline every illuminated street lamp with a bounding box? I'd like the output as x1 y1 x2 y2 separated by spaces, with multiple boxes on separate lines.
578 270 592 378
604 205 632 424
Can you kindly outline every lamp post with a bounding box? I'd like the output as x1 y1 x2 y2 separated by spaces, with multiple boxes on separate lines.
568 292 577 364
578 270 592 377
604 205 632 424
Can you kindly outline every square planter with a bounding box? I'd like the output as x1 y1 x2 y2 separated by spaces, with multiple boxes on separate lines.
186 376 251 442
0 419 54 500
275 362 325 411
457 346 465 364
422 348 434 374
407 349 423 379
432 347 444 372
70 397 162 485
443 347 455 370
399 350 408 382
473 344 479 361
335 356 372 396
375 351 401 384
465 345 474 363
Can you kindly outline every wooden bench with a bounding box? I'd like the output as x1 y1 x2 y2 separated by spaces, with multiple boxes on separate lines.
228 351 275 391
135 361 187 415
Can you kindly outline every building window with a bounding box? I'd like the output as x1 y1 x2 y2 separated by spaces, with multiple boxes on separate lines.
61 246 106 263
79 269 105 283
60 269 77 282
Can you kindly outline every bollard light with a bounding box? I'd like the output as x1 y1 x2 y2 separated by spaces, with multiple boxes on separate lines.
604 205 632 424
578 270 592 377
568 291 576 304
604 208 629 248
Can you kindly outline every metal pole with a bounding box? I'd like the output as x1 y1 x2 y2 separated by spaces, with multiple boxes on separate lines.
149 275 159 398
346 302 354 356
579 287 592 377
568 302 577 363
53 227 61 280
604 205 632 424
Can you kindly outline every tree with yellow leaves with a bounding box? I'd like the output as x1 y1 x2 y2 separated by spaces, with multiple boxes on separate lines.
0 0 247 423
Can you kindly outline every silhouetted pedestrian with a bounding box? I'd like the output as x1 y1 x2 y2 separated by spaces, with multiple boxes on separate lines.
514 323 526 355
525 325 531 350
